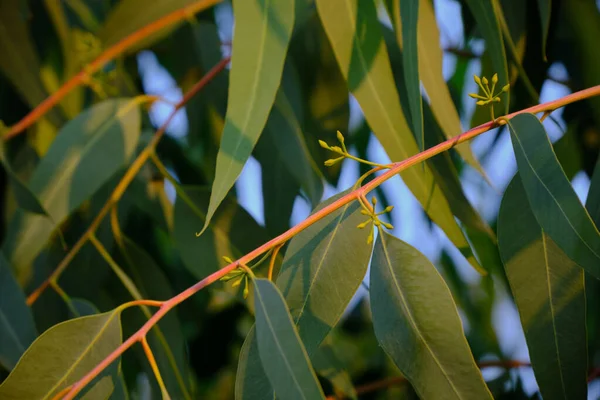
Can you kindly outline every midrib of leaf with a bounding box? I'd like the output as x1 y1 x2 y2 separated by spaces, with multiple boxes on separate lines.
255 286 309 400
0 309 25 355
541 233 568 400
293 202 352 325
212 0 271 197
510 126 600 260
43 312 120 400
379 233 462 399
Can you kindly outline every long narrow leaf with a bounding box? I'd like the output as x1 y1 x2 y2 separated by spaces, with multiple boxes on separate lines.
253 278 325 400
507 113 600 278
498 176 587 400
200 0 295 236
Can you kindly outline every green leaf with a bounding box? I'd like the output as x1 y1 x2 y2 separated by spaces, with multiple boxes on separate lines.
370 230 492 399
201 0 295 236
118 236 191 399
290 13 350 186
537 0 551 61
275 190 372 354
81 376 114 400
498 176 587 400
253 278 326 400
0 309 122 399
174 186 272 280
463 0 509 112
387 0 484 174
396 0 423 152
312 342 357 400
2 98 141 278
235 327 274 400
100 0 203 52
0 253 37 371
0 142 49 217
586 158 600 361
0 0 63 127
316 0 483 274
258 63 323 208
507 113 600 278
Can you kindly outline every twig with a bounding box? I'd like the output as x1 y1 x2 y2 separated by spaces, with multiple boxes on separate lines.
26 56 230 306
61 84 600 399
4 0 222 140
325 360 532 399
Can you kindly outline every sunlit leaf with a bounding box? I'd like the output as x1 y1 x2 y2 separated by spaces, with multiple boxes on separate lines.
498 176 587 400
370 230 493 399
387 0 484 174
537 0 551 61
201 0 295 236
253 278 326 400
316 0 483 274
2 99 141 279
0 310 122 399
100 0 216 53
0 0 63 127
507 113 600 278
0 253 37 371
463 0 509 112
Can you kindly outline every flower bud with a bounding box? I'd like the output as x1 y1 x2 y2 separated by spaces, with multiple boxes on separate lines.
492 73 498 84
337 130 345 144
318 140 329 149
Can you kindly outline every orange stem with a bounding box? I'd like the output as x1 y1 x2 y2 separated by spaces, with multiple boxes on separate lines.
26 56 230 306
62 85 600 399
4 0 222 140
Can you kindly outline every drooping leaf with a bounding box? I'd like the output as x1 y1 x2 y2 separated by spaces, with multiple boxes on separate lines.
394 0 423 151
174 186 273 280
275 190 372 355
253 278 326 400
257 63 323 208
100 0 215 53
585 158 600 363
201 0 295 236
2 98 141 278
235 327 274 400
507 113 600 278
370 230 493 399
0 0 63 127
386 0 484 174
498 176 587 400
81 376 114 400
315 0 483 273
290 13 350 186
463 0 509 112
0 310 122 399
0 253 37 371
537 0 551 61
236 191 371 397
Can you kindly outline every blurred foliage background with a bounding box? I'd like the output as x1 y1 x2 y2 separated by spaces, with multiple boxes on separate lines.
1 0 600 399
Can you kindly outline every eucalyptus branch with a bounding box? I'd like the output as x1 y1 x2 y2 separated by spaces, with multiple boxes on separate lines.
325 360 532 399
3 0 222 140
26 56 230 306
60 84 600 399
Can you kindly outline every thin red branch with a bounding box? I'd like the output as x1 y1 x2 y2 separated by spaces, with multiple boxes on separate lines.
26 56 230 306
4 0 222 140
62 84 600 399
